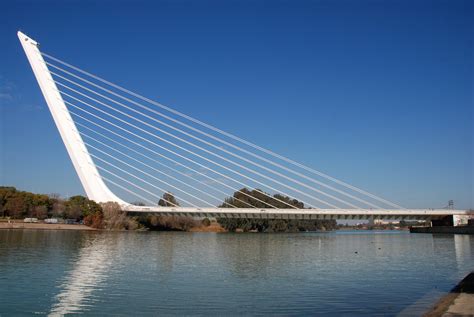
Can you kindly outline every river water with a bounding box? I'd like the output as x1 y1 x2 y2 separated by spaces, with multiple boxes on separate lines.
0 230 472 316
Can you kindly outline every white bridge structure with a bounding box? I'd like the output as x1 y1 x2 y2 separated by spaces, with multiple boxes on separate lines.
18 31 472 222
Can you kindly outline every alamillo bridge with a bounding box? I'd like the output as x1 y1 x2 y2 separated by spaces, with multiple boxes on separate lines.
18 31 472 223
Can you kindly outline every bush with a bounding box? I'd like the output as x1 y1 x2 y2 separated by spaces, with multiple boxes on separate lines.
83 213 104 229
201 218 211 227
101 202 140 230
145 215 199 231
217 218 337 233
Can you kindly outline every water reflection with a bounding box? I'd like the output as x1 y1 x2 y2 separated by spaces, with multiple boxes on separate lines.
49 233 113 316
0 230 472 316
454 234 471 270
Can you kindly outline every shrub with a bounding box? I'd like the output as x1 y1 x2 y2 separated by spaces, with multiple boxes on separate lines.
216 218 337 233
201 218 211 227
101 202 140 230
145 215 199 231
83 213 104 229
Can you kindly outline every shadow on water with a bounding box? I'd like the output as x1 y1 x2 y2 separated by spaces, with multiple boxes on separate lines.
450 272 474 294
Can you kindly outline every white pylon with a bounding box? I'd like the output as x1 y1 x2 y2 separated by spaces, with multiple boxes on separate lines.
18 31 128 205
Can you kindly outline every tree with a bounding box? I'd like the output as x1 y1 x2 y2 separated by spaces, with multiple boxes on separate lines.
218 188 304 209
101 202 126 230
49 193 65 218
66 195 102 220
4 194 27 219
83 213 103 229
0 187 54 219
144 215 198 231
51 200 66 218
201 218 211 227
28 194 51 217
0 187 17 217
32 205 48 219
158 192 179 207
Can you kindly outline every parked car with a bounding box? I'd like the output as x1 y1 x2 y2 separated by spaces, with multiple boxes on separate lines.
24 218 38 223
44 218 59 224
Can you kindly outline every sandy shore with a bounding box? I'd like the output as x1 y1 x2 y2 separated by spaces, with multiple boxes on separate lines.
424 272 474 317
0 222 96 230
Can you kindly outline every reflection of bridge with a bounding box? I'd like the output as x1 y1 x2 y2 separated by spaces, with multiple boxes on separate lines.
18 31 471 222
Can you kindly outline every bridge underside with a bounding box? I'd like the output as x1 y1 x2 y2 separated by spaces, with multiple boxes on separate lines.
125 207 471 221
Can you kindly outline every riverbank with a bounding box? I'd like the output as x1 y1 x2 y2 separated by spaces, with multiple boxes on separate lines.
411 226 474 234
189 222 227 232
424 272 474 316
0 222 96 230
0 220 225 232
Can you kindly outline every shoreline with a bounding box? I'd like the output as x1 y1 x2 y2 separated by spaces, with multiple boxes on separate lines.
0 222 96 231
0 221 225 232
0 222 420 233
424 272 474 316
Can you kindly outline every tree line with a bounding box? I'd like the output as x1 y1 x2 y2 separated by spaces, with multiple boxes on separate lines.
1 186 337 232
0 186 99 219
0 186 138 230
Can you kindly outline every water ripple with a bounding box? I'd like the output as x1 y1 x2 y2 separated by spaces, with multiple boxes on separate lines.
0 231 472 316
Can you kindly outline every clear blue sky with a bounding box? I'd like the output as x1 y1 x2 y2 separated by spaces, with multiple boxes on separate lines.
0 0 472 209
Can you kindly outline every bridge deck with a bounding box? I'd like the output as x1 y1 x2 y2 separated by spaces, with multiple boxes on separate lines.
125 207 472 220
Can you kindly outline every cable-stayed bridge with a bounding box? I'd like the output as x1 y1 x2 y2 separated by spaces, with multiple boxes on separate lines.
18 31 471 222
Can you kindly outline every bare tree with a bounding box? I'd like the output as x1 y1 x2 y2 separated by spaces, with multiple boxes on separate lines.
102 202 126 229
101 202 139 230
49 193 61 200
33 205 48 220
52 200 65 218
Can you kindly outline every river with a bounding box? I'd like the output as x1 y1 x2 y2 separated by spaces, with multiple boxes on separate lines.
0 230 472 316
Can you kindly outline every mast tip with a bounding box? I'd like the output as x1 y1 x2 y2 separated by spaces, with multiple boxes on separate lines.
17 31 38 46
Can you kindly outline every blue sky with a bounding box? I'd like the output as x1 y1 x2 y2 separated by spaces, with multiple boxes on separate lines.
0 0 472 209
